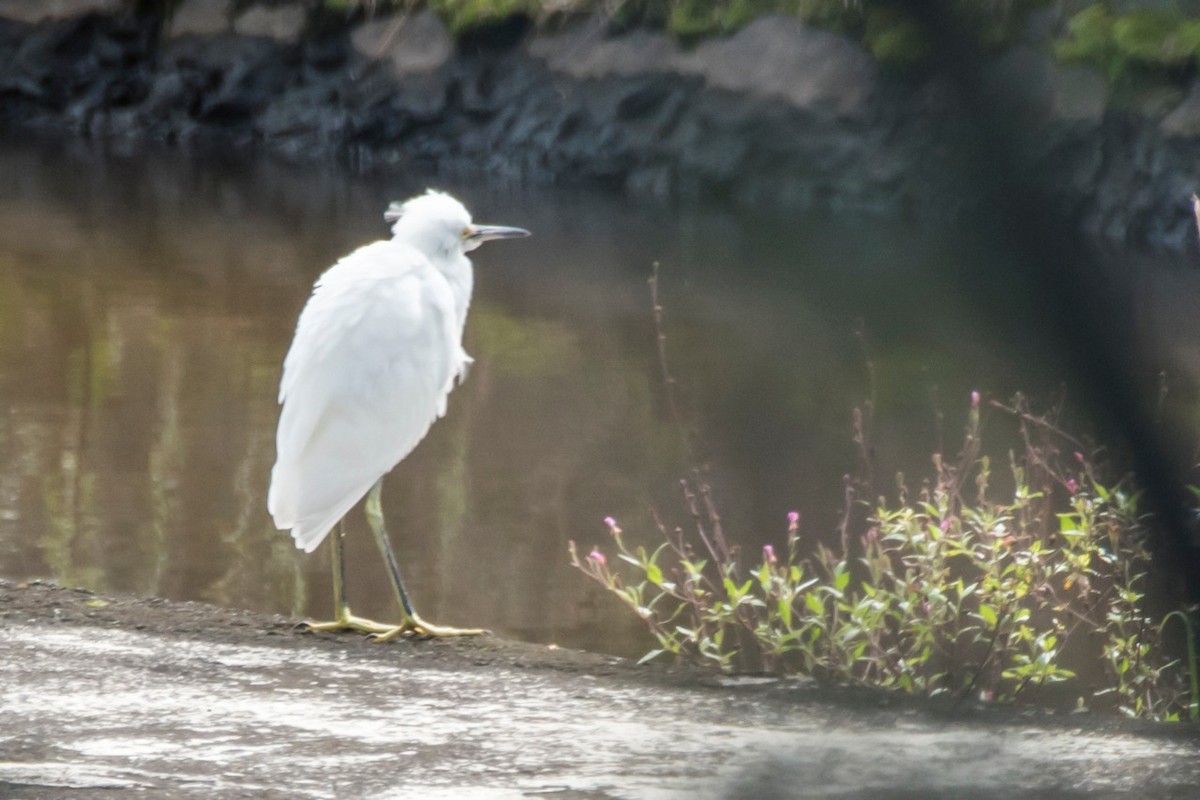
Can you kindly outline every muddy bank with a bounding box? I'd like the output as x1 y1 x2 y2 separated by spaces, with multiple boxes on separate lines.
2 578 1200 799
2 2 1200 248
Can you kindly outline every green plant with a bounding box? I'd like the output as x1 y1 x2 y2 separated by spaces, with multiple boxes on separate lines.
317 0 542 32
1112 9 1200 66
428 0 542 32
308 0 1049 54
1055 4 1200 83
570 392 1197 720
1055 6 1120 78
862 6 930 67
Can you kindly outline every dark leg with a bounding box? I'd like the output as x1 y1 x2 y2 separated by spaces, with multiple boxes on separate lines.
301 520 395 635
365 478 417 618
332 521 348 615
364 478 486 640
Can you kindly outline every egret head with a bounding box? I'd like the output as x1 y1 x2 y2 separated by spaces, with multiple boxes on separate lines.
385 190 529 258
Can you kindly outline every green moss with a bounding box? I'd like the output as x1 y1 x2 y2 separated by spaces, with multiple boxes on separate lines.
311 0 1044 63
793 0 853 29
1056 4 1200 85
428 0 540 33
667 0 727 43
567 0 865 43
1054 5 1116 65
863 7 929 68
632 0 826 44
1113 9 1198 65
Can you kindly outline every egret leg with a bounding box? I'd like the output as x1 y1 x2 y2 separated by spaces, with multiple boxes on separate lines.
364 478 486 641
300 521 396 635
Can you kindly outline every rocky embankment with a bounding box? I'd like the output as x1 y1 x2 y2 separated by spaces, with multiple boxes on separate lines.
2 0 1200 248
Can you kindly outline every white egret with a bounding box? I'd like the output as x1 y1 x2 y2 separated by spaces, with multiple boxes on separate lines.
267 190 529 640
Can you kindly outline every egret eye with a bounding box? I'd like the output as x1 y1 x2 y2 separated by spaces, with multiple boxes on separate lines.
461 226 472 239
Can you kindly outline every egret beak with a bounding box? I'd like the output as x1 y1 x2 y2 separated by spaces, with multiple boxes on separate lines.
466 224 531 244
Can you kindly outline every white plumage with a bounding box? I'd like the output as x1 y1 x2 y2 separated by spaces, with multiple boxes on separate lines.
268 239 460 552
267 191 528 558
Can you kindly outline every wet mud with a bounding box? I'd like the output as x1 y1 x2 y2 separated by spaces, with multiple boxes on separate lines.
2 579 1200 799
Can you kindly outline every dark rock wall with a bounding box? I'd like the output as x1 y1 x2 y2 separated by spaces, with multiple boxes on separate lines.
2 7 1200 250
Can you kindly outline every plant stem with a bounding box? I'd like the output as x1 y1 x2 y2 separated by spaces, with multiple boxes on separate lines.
1163 609 1200 722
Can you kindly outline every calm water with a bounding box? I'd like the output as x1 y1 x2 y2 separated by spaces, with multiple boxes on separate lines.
1 137 1196 658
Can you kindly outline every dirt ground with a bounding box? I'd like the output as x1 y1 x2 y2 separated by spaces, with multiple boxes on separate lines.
2 579 1200 799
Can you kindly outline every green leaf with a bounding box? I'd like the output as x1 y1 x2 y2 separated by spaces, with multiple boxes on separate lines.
637 649 666 665
978 604 998 628
646 562 664 586
805 592 824 616
834 566 851 593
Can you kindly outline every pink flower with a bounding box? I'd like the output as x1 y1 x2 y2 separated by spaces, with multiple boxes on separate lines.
1074 451 1085 464
762 544 777 565
787 511 800 524
604 516 622 535
1066 479 1078 494
970 391 980 409
588 549 606 567
940 517 952 532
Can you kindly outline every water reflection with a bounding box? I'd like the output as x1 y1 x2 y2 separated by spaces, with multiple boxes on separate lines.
0 136 1195 658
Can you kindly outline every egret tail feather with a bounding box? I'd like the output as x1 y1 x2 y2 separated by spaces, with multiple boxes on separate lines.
273 479 375 554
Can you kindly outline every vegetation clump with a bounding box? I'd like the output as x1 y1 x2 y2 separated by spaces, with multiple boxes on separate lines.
571 392 1199 721
1055 4 1200 83
309 0 1043 60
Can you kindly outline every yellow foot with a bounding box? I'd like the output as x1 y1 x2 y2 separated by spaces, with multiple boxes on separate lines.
368 613 488 643
296 613 399 636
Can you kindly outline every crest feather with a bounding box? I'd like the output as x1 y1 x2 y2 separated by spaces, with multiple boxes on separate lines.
383 189 457 224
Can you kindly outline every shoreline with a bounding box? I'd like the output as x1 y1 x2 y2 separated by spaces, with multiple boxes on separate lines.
2 577 1200 798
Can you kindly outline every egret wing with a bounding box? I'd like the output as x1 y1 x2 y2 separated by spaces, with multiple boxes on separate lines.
268 240 461 553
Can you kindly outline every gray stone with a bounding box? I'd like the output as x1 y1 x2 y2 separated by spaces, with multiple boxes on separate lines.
528 20 675 80
1129 85 1185 118
350 11 452 77
674 16 878 118
0 0 120 23
982 47 1054 114
531 16 877 119
983 47 1106 123
1162 82 1200 138
1020 8 1062 45
169 0 232 37
1050 66 1107 122
234 4 306 43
